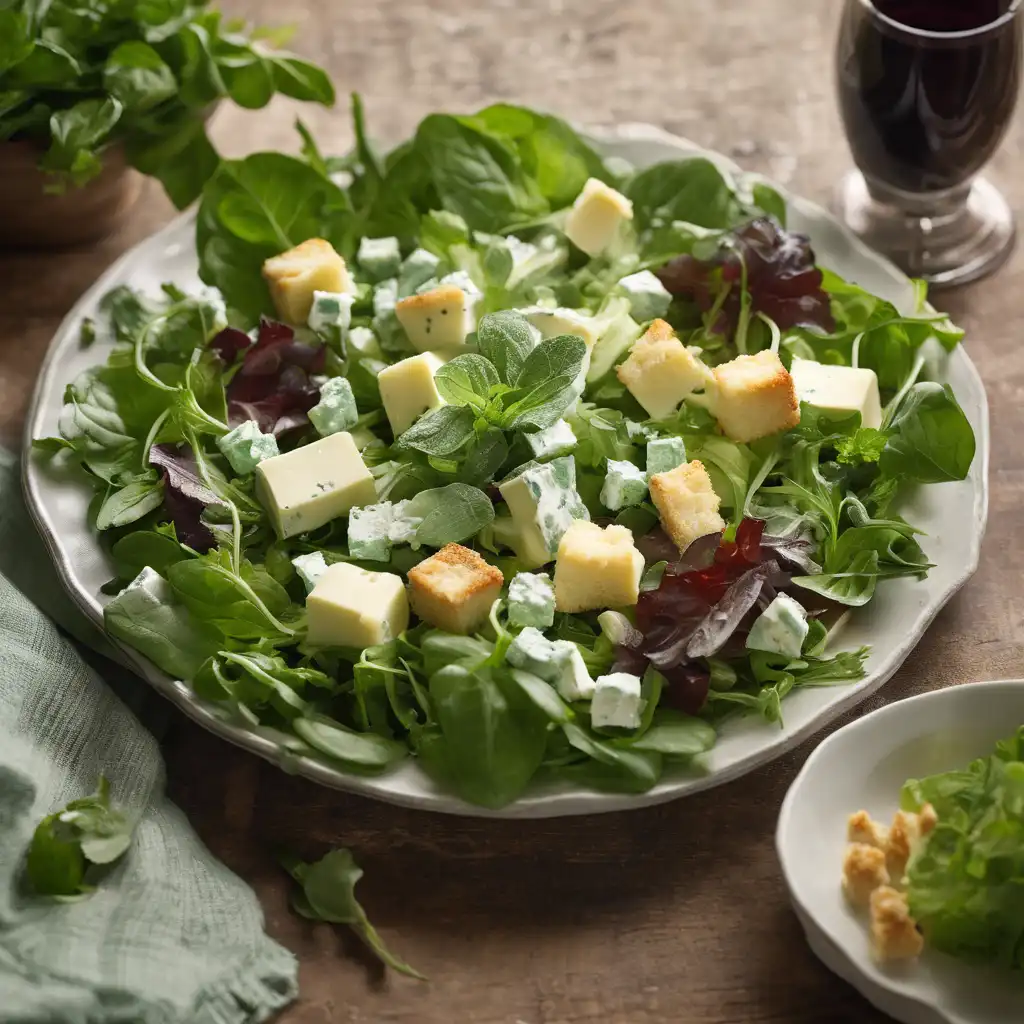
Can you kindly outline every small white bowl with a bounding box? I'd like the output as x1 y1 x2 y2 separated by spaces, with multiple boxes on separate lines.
777 680 1024 1024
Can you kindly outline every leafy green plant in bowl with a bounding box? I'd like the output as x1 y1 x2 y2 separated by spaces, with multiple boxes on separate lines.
0 1 334 247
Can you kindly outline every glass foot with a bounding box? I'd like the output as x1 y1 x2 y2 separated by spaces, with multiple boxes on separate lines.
835 171 1016 288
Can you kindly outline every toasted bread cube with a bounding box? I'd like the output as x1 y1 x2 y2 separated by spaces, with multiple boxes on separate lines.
842 843 890 908
407 543 504 634
307 562 409 648
395 284 476 351
377 351 447 437
262 239 355 325
553 521 644 613
712 350 800 443
648 460 725 554
886 809 932 885
870 886 924 961
616 320 712 420
564 177 633 257
848 810 889 849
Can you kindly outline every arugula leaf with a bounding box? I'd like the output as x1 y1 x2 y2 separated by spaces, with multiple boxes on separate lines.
26 777 134 898
627 710 716 757
282 849 425 979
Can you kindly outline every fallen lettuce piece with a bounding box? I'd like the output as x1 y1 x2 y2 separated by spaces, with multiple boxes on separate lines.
281 849 425 979
902 726 1024 969
26 777 134 898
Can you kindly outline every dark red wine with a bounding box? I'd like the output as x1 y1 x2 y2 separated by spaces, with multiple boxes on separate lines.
837 0 1021 193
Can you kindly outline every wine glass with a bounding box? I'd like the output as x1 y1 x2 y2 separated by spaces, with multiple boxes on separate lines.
835 0 1022 287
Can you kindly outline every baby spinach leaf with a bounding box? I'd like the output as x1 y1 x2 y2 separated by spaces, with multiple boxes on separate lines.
269 55 335 105
197 153 352 322
412 114 548 233
404 483 495 548
881 382 976 484
27 777 134 898
561 722 662 792
95 478 164 531
422 664 548 808
103 42 177 112
282 849 425 979
628 157 746 231
433 354 500 410
627 710 716 757
293 715 406 770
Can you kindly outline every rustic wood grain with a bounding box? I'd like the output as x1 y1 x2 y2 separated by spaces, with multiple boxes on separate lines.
2 2 1022 1021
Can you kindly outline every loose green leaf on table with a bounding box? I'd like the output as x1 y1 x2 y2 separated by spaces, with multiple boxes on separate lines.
281 849 426 979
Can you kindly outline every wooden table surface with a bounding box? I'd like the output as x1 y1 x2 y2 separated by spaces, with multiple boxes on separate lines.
3 2 1022 1022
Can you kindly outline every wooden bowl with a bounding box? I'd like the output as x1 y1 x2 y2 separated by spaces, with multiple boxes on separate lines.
0 141 143 249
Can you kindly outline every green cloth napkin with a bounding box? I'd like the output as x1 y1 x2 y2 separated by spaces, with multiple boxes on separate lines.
0 449 298 1023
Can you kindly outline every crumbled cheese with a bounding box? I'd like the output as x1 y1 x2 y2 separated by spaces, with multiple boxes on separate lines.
357 236 402 282
507 572 556 629
216 420 279 476
600 459 648 511
525 419 577 460
617 270 672 322
308 377 359 437
292 551 329 593
590 672 644 729
645 436 687 478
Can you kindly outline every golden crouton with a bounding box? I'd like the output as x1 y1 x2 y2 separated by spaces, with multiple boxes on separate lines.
842 843 890 908
870 886 924 961
885 805 938 884
847 810 889 849
712 350 800 443
407 543 503 635
262 238 354 325
648 459 725 553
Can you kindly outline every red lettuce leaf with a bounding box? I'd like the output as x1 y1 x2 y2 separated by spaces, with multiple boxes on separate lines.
209 327 252 365
149 444 221 553
657 218 835 336
225 319 325 435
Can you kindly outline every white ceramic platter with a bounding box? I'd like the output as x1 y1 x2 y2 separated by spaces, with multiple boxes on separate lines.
777 680 1024 1024
23 124 990 817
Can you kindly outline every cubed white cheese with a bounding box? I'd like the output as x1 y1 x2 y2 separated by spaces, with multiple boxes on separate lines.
616 319 712 420
216 420 279 476
357 236 402 282
292 551 329 593
790 358 883 430
590 672 644 730
564 178 634 257
525 419 577 460
110 566 174 612
347 325 383 357
648 460 725 554
377 351 447 437
347 502 395 562
373 278 399 319
525 306 600 349
498 457 590 569
506 627 595 702
396 284 477 351
306 562 409 648
255 432 376 539
308 377 358 437
262 239 355 325
712 350 800 442
407 543 504 634
307 290 355 343
507 572 556 629
398 247 442 296
617 270 672 322
746 593 809 659
553 520 644 613
645 436 687 478
600 459 648 511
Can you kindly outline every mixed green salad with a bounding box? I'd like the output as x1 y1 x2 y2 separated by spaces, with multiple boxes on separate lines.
40 98 977 808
